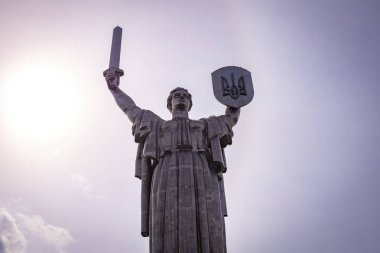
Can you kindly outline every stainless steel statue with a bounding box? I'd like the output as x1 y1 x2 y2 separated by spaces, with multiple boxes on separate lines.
104 27 253 253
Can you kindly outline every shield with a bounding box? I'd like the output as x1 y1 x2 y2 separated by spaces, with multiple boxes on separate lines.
211 66 254 108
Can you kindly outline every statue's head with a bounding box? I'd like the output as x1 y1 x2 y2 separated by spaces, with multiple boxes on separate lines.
167 87 192 112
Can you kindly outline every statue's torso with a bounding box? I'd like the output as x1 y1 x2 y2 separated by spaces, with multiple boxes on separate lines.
160 118 207 155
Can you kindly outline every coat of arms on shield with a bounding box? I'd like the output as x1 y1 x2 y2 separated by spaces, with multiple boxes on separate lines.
211 66 254 108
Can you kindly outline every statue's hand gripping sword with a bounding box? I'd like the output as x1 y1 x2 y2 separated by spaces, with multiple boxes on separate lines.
103 26 124 89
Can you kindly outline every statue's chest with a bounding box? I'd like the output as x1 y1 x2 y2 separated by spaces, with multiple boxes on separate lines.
159 119 207 152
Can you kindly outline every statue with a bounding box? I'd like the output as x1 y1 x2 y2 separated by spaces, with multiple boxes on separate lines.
104 27 253 253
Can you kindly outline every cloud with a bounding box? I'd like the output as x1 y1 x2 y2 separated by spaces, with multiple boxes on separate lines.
15 213 73 253
0 208 73 253
71 173 104 199
71 173 91 196
0 208 27 253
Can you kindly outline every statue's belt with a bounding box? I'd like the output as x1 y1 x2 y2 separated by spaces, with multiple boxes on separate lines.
161 144 207 155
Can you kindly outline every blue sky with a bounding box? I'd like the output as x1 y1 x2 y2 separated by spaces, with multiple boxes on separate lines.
1 0 380 252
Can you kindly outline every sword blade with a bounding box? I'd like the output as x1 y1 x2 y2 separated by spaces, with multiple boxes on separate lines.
109 26 122 68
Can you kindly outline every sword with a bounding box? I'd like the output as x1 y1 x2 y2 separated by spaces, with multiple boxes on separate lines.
103 26 124 89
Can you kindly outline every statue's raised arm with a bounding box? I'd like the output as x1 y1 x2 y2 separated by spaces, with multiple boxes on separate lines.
103 26 143 123
105 72 142 123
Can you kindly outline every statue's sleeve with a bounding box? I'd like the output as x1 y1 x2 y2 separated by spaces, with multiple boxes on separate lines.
204 115 234 173
132 109 163 237
132 110 163 177
204 115 235 217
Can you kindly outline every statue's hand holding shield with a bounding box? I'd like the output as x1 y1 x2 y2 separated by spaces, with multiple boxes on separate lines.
212 66 254 108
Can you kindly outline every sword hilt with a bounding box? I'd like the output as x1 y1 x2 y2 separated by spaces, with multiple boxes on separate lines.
103 67 124 90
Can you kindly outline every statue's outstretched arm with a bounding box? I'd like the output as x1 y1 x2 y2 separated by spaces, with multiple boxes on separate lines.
225 106 240 127
105 72 142 122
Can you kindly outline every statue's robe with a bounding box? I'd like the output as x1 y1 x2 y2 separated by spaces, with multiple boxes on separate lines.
133 110 234 253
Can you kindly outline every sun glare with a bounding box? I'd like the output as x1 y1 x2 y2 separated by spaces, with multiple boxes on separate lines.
1 61 79 144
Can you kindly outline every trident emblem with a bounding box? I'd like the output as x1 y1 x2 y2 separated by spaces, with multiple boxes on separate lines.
212 66 254 108
221 73 247 99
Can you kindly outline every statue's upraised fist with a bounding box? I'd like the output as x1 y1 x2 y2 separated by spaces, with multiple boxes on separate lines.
103 68 124 90
105 72 119 89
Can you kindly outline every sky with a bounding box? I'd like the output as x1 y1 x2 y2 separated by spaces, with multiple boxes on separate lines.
1 0 380 252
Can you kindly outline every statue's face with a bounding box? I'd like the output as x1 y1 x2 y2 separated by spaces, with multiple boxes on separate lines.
171 90 191 111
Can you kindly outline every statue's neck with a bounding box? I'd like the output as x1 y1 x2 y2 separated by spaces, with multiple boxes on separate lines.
171 109 189 119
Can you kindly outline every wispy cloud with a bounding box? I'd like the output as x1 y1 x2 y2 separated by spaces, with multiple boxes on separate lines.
71 173 91 196
71 173 104 199
0 208 73 253
15 213 73 253
0 208 27 253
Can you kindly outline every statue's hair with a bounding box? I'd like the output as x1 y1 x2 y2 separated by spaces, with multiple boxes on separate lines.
167 87 192 112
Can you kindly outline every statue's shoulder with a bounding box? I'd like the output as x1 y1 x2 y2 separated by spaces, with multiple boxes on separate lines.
137 109 164 123
200 115 228 124
191 118 205 123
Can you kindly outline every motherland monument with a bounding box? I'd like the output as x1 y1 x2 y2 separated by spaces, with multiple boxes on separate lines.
103 26 254 253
